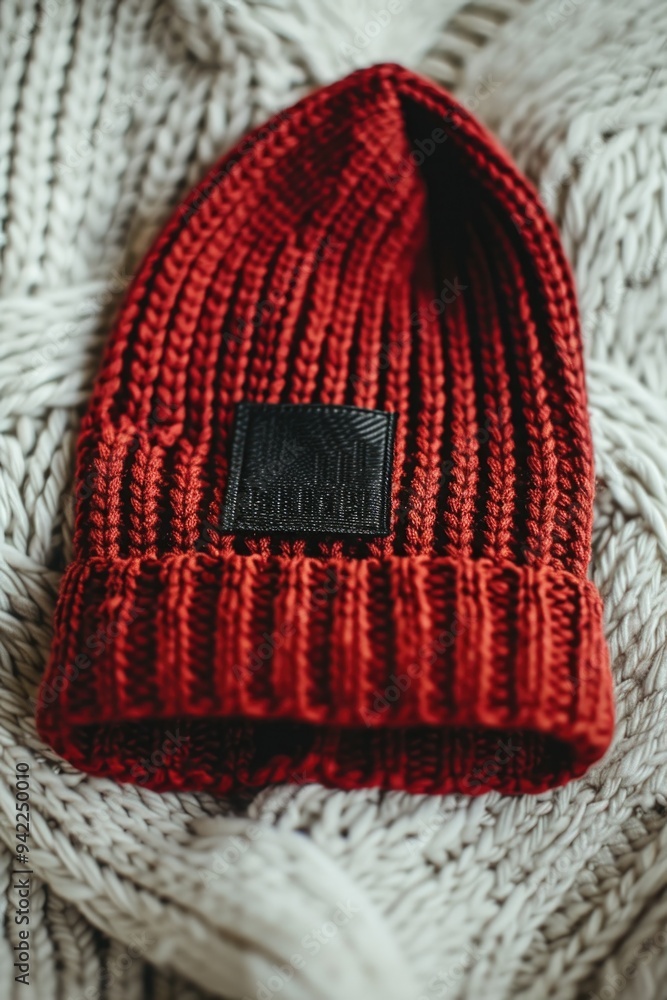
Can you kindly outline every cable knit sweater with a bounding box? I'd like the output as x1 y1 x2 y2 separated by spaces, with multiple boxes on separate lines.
0 2 666 999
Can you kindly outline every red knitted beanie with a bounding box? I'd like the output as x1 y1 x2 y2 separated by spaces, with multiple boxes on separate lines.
37 64 614 796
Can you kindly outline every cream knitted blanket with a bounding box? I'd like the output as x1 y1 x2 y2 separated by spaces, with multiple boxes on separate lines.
0 1 666 998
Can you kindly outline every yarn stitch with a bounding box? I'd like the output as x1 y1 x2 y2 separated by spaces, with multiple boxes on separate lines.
0 1 666 998
36 62 614 798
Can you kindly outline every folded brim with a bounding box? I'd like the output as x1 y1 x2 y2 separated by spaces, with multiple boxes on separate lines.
36 551 614 795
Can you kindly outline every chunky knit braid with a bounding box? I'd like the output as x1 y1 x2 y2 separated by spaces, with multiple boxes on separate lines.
0 1 666 999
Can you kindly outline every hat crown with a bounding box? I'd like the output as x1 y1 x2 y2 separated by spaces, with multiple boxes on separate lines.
76 64 593 577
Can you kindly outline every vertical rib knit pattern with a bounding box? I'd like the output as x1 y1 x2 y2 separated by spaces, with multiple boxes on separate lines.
36 62 614 795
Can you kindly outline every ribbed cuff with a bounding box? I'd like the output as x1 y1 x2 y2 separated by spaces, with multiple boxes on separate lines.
36 551 614 795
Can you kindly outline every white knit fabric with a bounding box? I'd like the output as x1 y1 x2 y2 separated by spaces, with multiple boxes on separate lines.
0 1 666 998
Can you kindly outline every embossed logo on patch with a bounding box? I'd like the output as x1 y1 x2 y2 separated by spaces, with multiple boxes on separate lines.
222 402 396 536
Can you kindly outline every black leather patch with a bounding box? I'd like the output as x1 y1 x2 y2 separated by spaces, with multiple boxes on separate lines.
222 402 396 536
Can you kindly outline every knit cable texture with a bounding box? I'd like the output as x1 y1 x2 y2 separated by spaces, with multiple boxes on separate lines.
0 1 666 999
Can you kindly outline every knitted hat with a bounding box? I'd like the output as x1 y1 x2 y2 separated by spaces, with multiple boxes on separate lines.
37 63 614 796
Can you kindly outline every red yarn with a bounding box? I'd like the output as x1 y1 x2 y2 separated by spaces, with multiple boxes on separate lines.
36 64 614 795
